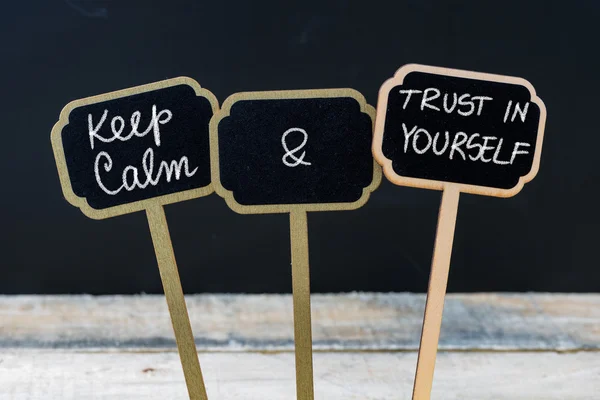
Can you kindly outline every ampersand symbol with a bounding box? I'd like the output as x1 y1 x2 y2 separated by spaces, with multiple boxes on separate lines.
281 127 312 167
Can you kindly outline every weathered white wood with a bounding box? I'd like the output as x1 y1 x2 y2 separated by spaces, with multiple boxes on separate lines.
1 349 598 400
0 293 598 351
1 295 598 398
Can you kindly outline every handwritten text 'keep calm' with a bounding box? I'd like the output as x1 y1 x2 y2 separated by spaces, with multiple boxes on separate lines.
88 106 198 195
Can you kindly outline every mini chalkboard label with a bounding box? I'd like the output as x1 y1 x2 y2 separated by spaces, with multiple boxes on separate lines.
373 64 547 197
210 89 381 400
210 89 381 213
373 65 547 400
52 77 218 219
51 78 218 399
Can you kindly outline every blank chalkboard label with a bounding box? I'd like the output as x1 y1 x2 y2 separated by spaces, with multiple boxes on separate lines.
51 78 218 218
373 64 546 197
211 89 381 213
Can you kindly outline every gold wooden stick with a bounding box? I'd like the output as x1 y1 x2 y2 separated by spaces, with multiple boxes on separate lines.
412 185 460 400
146 205 208 400
289 210 315 400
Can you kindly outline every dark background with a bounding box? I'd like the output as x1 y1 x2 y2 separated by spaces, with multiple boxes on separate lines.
1 0 598 294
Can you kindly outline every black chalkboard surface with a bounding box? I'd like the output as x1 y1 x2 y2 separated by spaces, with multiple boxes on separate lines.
52 78 218 218
211 90 381 213
374 64 546 197
5 0 600 296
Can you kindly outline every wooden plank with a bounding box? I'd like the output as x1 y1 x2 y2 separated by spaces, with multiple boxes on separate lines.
0 293 598 351
0 349 598 399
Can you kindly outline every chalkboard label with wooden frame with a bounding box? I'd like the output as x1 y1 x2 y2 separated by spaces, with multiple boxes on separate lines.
373 64 546 197
52 77 218 219
210 88 381 400
372 64 547 400
51 77 218 400
211 89 381 214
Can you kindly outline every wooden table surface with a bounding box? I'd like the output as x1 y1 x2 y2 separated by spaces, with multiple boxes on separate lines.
1 293 598 399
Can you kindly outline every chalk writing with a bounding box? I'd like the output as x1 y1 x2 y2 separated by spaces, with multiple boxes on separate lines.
88 106 198 195
88 105 172 150
401 123 529 165
281 127 312 167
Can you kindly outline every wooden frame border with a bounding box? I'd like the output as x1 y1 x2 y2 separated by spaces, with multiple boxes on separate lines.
51 77 219 220
210 89 382 214
372 64 547 198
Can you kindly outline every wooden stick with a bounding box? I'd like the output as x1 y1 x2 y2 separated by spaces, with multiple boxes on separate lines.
146 205 208 400
412 185 461 400
289 210 315 400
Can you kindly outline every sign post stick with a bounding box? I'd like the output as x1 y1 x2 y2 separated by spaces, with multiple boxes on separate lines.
412 185 460 400
147 204 209 400
289 210 315 400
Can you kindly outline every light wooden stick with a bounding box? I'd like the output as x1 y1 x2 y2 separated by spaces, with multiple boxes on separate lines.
289 210 315 400
412 185 460 400
146 205 208 400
